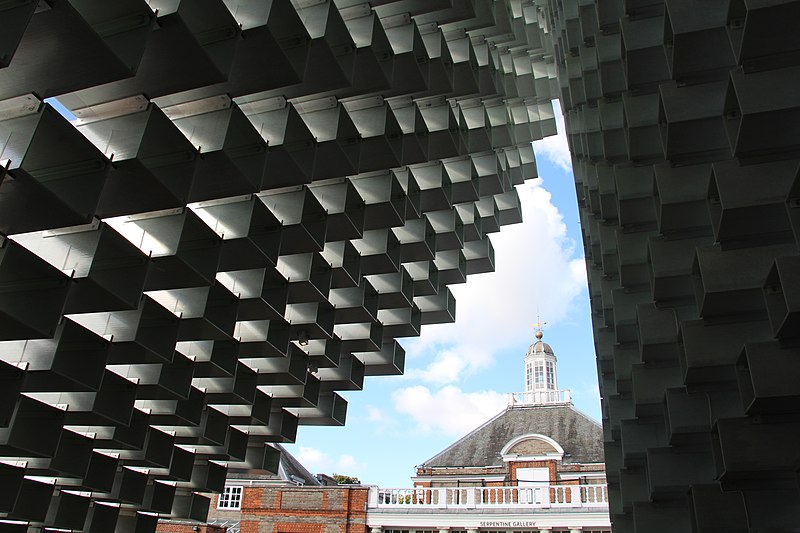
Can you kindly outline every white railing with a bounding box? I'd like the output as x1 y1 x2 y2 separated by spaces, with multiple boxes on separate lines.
508 389 571 406
369 484 607 510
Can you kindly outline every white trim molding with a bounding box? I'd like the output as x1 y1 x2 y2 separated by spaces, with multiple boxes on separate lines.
500 433 565 462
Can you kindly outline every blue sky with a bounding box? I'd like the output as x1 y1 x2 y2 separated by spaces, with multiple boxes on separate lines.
285 108 600 487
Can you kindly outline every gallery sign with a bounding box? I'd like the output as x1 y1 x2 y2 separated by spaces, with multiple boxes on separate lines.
478 521 537 528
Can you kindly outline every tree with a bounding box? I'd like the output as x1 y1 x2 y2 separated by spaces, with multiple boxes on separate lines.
332 473 361 485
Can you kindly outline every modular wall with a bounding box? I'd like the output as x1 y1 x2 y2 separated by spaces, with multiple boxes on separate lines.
0 1 557 531
537 0 800 531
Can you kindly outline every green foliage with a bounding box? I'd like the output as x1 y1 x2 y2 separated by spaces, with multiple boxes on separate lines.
332 473 361 484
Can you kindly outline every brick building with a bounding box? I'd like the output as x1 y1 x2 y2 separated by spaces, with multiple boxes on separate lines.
205 333 610 533
199 444 334 533
413 332 605 491
368 332 610 533
196 446 369 533
238 485 368 533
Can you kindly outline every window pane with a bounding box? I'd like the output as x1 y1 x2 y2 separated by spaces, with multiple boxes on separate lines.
218 486 243 510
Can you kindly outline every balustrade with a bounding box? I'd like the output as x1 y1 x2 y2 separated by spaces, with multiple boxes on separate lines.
507 389 572 406
369 484 608 510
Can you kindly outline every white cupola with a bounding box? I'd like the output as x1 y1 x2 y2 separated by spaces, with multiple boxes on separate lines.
524 330 558 393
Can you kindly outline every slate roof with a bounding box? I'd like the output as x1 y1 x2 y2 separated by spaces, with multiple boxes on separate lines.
227 444 321 485
277 443 322 485
421 404 604 467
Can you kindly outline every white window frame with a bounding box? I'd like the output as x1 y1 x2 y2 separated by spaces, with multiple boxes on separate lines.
218 486 243 510
534 360 544 386
546 360 555 389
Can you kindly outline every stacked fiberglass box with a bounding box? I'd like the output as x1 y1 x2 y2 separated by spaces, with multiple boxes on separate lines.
0 1 556 531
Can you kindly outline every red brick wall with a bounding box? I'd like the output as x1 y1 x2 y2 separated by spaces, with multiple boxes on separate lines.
237 486 369 533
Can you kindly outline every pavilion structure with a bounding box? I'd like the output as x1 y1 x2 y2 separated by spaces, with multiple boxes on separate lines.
0 1 799 532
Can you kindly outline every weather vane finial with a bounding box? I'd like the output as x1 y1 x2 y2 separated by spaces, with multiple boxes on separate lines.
532 308 547 339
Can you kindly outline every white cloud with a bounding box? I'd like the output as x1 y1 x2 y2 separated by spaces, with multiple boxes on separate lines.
422 350 466 383
337 454 358 469
532 103 573 173
569 257 588 288
402 348 473 384
392 385 507 437
404 178 587 382
366 405 389 423
295 445 327 465
294 446 368 477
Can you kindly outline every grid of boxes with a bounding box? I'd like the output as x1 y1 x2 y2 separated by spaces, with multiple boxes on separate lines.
0 1 559 531
538 0 800 532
